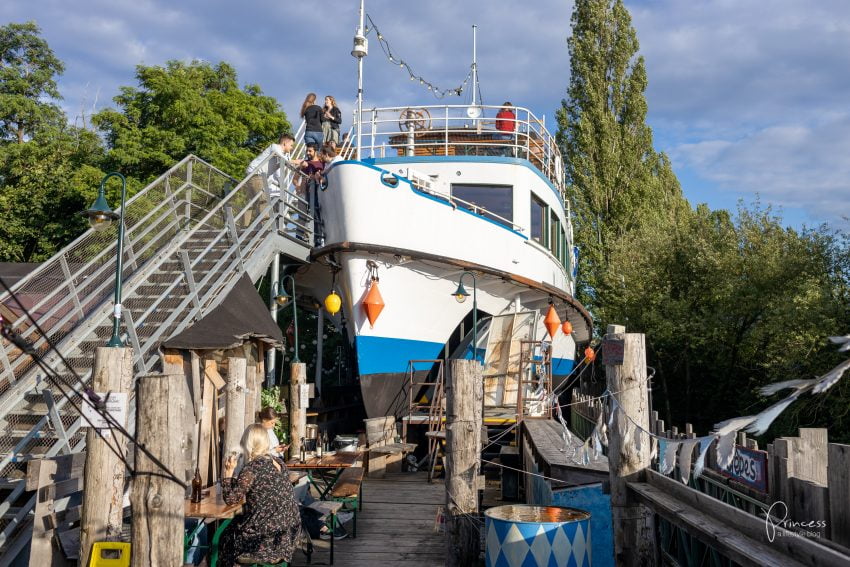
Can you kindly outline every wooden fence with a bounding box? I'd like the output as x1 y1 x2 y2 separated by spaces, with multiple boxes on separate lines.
568 389 850 551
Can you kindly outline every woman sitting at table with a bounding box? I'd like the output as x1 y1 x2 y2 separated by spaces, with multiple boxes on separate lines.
219 424 301 566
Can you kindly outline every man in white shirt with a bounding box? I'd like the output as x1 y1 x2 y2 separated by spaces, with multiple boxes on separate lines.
243 133 296 225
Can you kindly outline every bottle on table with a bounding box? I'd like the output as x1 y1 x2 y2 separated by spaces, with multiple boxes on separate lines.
191 467 203 503
316 432 324 458
300 438 306 464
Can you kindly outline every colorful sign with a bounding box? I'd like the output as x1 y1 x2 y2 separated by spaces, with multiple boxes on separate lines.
715 445 769 493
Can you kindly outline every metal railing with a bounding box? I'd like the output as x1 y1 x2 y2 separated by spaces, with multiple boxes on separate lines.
0 125 314 552
353 104 566 198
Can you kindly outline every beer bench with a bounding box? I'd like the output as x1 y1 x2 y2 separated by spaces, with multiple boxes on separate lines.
330 466 364 538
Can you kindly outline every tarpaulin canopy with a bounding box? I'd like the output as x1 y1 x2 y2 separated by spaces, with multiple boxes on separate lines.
161 274 283 350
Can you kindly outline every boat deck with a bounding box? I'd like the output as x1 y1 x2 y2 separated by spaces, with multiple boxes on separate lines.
291 472 446 566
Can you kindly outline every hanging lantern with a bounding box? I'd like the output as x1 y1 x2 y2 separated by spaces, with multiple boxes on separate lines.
324 291 342 315
362 279 385 328
543 304 561 339
561 320 573 335
584 346 596 362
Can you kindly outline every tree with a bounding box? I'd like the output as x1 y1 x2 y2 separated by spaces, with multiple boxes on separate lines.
0 21 65 143
93 60 290 181
0 122 106 261
556 0 686 310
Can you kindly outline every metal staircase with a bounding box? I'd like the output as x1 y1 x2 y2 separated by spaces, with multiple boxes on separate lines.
0 132 314 555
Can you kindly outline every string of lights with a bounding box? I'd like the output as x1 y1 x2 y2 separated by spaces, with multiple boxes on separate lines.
365 14 472 99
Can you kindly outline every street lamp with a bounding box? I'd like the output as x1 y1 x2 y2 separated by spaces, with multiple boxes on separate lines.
450 271 479 363
274 275 299 362
83 172 128 347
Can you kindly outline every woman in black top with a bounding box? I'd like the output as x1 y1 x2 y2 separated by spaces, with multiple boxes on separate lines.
300 93 323 148
218 424 301 566
321 95 342 145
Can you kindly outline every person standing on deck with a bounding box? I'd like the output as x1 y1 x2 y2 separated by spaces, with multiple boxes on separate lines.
321 95 342 145
301 93 324 149
243 133 296 225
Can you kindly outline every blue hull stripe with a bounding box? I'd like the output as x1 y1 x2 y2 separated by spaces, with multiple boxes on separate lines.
355 336 444 375
356 335 577 377
552 357 575 376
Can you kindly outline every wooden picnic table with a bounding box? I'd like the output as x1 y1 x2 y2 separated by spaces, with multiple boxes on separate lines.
287 451 361 500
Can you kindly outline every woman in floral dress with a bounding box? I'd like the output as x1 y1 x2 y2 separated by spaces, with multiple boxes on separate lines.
218 424 301 566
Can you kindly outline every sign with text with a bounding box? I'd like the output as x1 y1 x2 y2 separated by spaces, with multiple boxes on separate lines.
81 392 128 434
713 445 769 493
602 338 625 365
299 384 310 409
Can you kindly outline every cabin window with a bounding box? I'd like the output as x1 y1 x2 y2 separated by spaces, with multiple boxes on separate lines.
550 211 560 256
451 184 513 228
530 195 547 245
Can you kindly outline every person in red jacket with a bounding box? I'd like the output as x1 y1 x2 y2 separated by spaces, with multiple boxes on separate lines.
495 102 517 156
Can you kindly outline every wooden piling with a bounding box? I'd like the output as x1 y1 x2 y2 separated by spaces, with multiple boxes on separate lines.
80 347 133 565
131 373 189 566
223 353 247 470
606 324 656 566
289 362 307 458
445 359 482 567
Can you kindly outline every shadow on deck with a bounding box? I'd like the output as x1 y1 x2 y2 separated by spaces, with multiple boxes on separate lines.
291 472 446 567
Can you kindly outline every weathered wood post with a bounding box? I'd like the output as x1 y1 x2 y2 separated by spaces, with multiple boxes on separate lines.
80 347 133 564
223 353 247 471
244 342 259 425
445 359 483 567
605 324 656 566
289 362 307 458
131 373 190 566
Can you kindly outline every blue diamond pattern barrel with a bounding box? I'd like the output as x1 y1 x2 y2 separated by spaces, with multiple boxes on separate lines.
485 505 592 567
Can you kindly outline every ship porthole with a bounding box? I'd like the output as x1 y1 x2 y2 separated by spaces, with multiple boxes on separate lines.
381 173 400 188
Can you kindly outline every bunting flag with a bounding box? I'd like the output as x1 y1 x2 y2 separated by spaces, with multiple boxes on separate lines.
677 439 700 485
565 333 849 486
692 437 714 480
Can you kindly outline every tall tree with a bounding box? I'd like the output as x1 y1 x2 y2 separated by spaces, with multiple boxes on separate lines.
93 60 290 181
0 21 65 143
557 0 685 309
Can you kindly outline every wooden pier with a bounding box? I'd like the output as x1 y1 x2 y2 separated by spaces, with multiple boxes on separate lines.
291 472 446 567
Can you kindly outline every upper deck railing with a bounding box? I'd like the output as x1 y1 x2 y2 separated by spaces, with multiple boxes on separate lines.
351 104 566 199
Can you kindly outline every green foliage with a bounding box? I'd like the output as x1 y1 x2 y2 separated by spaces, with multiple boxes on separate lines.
557 0 688 310
0 122 106 261
559 0 850 442
0 21 65 143
93 60 290 181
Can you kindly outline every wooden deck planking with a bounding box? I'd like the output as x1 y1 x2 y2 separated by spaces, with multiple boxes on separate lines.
290 472 446 566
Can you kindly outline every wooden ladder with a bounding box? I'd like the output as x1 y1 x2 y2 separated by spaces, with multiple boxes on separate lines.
402 360 446 482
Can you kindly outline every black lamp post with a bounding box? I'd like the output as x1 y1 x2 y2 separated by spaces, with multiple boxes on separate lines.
274 275 299 362
451 271 479 363
83 172 128 348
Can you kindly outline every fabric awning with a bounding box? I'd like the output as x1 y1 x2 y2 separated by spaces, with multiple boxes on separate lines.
161 274 284 350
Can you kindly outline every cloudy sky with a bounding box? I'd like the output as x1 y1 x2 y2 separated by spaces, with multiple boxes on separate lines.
3 0 849 228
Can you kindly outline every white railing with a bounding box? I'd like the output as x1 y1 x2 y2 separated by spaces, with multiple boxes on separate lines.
352 104 566 198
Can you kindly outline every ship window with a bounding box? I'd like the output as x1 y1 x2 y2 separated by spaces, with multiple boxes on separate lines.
550 211 560 256
451 184 513 228
530 195 547 245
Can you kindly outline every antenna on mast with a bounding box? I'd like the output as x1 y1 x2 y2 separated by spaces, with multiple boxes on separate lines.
352 0 368 160
467 25 482 119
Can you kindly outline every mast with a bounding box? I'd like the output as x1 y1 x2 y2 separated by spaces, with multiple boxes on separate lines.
352 0 368 161
471 24 478 107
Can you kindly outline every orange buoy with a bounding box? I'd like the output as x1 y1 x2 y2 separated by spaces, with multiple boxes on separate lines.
584 346 596 362
543 304 561 339
362 279 385 328
561 320 573 335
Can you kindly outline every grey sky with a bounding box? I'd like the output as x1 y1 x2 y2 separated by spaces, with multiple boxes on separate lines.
3 0 849 228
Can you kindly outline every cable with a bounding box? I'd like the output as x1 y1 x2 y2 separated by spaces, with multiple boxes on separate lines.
365 14 472 99
0 277 187 488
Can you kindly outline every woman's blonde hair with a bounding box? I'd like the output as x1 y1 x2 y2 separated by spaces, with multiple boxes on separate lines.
241 423 270 461
300 93 317 117
325 95 337 108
